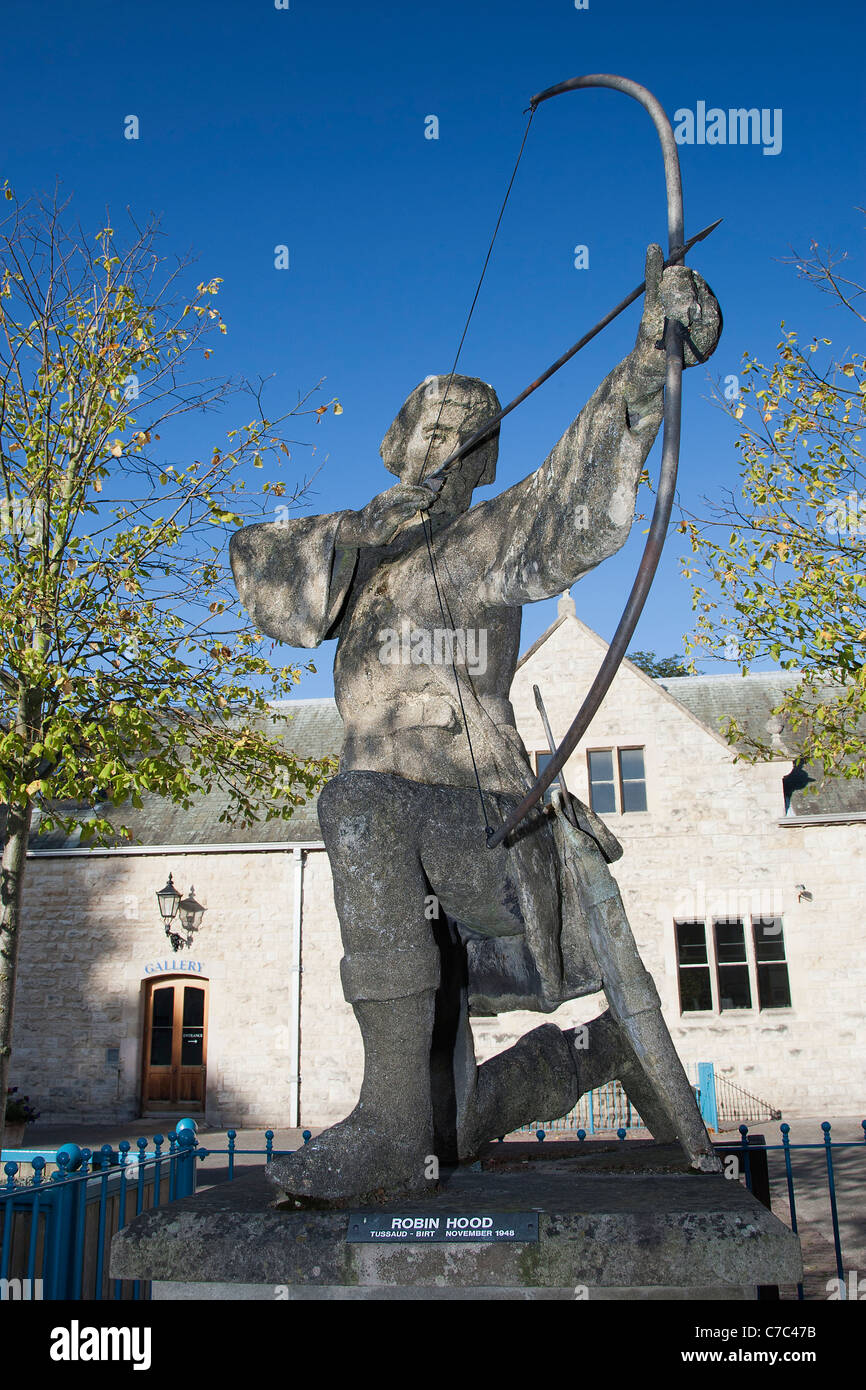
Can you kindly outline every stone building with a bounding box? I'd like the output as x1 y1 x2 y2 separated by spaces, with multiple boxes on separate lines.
10 594 865 1128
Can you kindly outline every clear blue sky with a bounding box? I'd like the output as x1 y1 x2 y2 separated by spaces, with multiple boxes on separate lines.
4 0 864 696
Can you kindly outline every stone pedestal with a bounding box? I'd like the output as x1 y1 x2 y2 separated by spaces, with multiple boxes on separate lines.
110 1145 802 1301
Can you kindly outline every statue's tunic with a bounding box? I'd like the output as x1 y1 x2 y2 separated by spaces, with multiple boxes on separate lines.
230 357 664 1012
231 359 659 796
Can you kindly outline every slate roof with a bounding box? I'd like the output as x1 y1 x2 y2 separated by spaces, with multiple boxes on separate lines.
28 700 344 850
656 672 805 756
657 672 866 817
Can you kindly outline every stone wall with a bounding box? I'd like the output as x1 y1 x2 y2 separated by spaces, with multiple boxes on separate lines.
12 849 300 1127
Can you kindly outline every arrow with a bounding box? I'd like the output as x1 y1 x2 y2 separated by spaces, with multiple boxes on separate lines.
533 684 577 827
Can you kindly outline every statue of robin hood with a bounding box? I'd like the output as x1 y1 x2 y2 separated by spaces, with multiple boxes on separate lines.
231 245 723 1204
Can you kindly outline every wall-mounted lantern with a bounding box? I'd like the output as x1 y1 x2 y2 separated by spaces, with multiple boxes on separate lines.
156 874 206 951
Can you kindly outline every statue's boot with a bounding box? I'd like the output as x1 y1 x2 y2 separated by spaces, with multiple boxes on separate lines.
266 990 437 1206
457 1022 581 1158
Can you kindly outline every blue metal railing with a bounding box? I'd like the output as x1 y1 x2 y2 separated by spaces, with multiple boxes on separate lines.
519 1079 647 1135
2 1118 862 1301
1 1125 201 1301
519 1063 780 1135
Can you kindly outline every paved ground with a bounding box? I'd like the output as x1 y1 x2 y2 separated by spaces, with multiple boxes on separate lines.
10 1113 863 1300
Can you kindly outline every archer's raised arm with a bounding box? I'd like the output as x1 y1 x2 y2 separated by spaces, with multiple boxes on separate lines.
457 245 721 605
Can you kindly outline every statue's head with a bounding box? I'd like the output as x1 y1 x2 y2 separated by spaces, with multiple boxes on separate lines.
380 374 500 512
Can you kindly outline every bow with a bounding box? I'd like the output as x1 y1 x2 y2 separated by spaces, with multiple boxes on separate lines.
486 74 693 846
414 74 718 849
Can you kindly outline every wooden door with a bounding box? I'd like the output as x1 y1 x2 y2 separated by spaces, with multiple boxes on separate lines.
141 978 208 1113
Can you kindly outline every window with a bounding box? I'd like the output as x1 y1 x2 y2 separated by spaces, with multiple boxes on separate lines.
618 748 647 812
150 986 174 1065
674 916 792 1014
587 746 647 813
714 920 752 1010
181 985 206 1065
675 921 712 1012
534 751 561 806
753 918 792 1008
587 750 616 813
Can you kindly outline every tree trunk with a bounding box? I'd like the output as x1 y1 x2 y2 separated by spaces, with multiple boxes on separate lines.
0 797 33 1153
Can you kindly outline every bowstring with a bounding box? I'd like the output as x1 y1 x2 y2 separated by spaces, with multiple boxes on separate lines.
416 107 535 840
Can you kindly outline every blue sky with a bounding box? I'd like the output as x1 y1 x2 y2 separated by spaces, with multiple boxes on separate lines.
4 0 865 697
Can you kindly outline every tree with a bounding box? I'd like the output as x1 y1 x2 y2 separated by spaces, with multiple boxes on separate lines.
679 227 866 778
626 650 690 679
0 186 340 1143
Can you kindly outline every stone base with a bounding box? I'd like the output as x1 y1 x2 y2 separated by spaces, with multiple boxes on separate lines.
110 1147 803 1301
151 1280 756 1301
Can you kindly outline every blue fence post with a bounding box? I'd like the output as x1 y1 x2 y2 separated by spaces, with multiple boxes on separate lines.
738 1124 752 1191
113 1141 131 1301
1 1162 19 1284
167 1132 177 1203
46 1156 69 1300
175 1130 197 1198
28 1156 47 1294
93 1145 113 1302
153 1136 164 1209
71 1153 91 1301
821 1122 845 1291
696 1063 718 1131
779 1124 804 1302
265 1130 274 1164
135 1139 148 1214
132 1137 150 1302
227 1129 236 1182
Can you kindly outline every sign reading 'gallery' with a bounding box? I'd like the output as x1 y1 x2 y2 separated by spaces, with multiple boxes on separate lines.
346 1213 539 1243
143 959 205 975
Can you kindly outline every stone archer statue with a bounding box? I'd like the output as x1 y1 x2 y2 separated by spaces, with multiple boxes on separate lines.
230 245 723 1203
